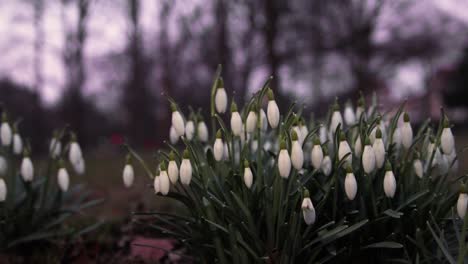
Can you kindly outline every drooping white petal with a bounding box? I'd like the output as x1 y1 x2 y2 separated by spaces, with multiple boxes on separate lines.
441 127 455 155
50 138 62 158
215 88 228 114
185 121 195 141
373 138 385 169
168 160 179 184
413 159 423 178
0 178 6 201
383 170 397 198
58 168 70 191
362 145 376 174
338 140 352 165
321 156 332 176
329 111 343 136
170 126 179 144
73 157 86 175
159 171 170 195
246 111 257 133
267 100 280 128
300 125 308 145
224 143 230 160
354 136 362 157
392 127 401 149
244 167 253 189
457 193 468 219
13 134 23 155
197 122 209 142
21 157 34 182
154 175 161 194
291 140 304 170
251 140 258 153
180 159 192 185
345 172 357 200
301 197 316 225
355 106 364 121
0 122 12 146
69 142 83 165
311 145 323 169
172 111 185 136
344 106 356 125
260 109 268 131
278 149 291 178
230 112 243 136
213 138 224 161
123 164 134 188
401 122 413 149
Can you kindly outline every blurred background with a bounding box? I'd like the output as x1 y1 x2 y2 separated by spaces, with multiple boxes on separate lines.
1 0 468 217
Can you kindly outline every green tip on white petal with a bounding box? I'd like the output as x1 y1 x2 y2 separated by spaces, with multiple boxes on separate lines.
291 130 299 141
403 112 410 122
70 132 77 142
231 101 238 113
323 145 329 155
23 148 30 157
169 151 176 161
183 149 190 159
346 164 353 174
58 159 65 168
160 161 167 171
339 131 346 141
244 160 250 168
216 129 222 139
1 112 7 122
460 183 467 194
332 98 340 112
376 128 382 139
357 91 365 107
364 136 371 146
216 77 224 89
443 116 450 128
170 103 177 112
312 135 320 145
303 188 310 198
125 153 132 164
280 139 287 150
384 160 392 171
267 88 274 101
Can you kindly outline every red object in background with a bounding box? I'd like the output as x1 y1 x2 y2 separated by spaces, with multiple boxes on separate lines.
110 133 125 146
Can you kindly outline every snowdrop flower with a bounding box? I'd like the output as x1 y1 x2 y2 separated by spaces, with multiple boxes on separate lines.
369 117 384 144
230 101 243 137
57 165 70 192
159 163 170 195
338 132 352 165
355 95 365 121
243 160 253 189
246 109 257 133
362 137 376 174
169 126 179 144
457 185 468 219
321 147 332 176
197 120 209 142
224 142 230 160
251 138 258 153
21 152 34 182
180 150 192 185
13 132 22 155
426 139 442 167
185 120 195 141
0 113 12 147
392 127 401 149
448 150 458 173
344 165 357 200
329 100 343 136
0 156 7 176
68 135 83 166
214 78 228 114
122 157 134 188
0 178 6 202
301 189 316 225
49 134 62 158
266 88 280 128
400 112 413 149
413 156 423 179
440 118 454 155
383 162 396 198
299 121 308 145
354 135 362 157
168 151 179 184
260 109 268 132
73 158 85 175
310 136 323 169
171 103 185 137
319 125 327 144
291 131 304 170
213 130 224 161
153 173 161 194
373 128 385 169
278 140 291 179
344 101 356 125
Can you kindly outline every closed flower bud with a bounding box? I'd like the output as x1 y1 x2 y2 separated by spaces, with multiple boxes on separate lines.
356 94 365 120
73 157 85 175
319 125 327 144
246 110 257 133
329 100 343 135
49 137 62 158
354 136 362 157
0 156 7 176
401 112 413 149
299 122 308 145
213 130 224 161
69 137 83 166
224 142 230 160
260 109 268 132
457 187 468 219
392 127 401 149
440 119 454 155
291 131 304 170
243 160 253 189
321 150 332 176
413 159 423 178
123 163 134 188
58 167 70 192
311 137 323 169
170 126 179 144
230 102 243 136
344 166 357 200
185 120 195 141
13 133 22 155
338 132 352 165
0 114 12 146
427 141 442 167
154 174 161 194
197 121 209 142
159 163 170 195
0 178 6 201
301 190 316 225
383 162 396 198
362 138 376 174
344 102 356 125
267 89 280 128
171 104 185 136
373 129 385 169
214 78 228 114
278 141 291 178
21 155 34 182
180 150 192 185
168 152 179 184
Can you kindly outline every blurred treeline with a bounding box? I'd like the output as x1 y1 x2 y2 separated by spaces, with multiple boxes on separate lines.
1 0 468 152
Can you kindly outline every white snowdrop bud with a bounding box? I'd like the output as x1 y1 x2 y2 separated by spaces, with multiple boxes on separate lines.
159 165 170 195
169 126 179 144
291 131 304 170
338 132 352 165
440 118 454 155
392 127 401 149
230 102 243 136
0 113 12 147
185 120 195 141
224 142 230 160
457 187 468 219
356 95 365 120
329 100 343 136
49 137 62 158
344 103 356 125
197 121 209 142
311 137 323 169
301 190 316 225
319 125 327 144
354 136 362 157
57 166 70 192
213 130 224 162
373 129 386 169
362 138 376 174
153 174 161 194
260 109 268 132
427 141 442 167
299 123 308 145
214 78 228 114
413 158 423 179
171 104 185 137
13 133 23 155
251 139 258 153
246 110 257 133
321 153 332 176
344 166 357 200
278 141 291 179
68 136 83 166
243 161 253 189
73 157 85 175
168 152 179 184
0 178 6 201
123 163 134 188
266 89 280 128
21 155 34 182
400 112 413 149
0 156 7 176
383 162 396 198
180 150 192 185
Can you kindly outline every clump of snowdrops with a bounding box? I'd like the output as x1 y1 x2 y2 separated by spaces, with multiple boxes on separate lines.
0 110 101 250
124 67 467 263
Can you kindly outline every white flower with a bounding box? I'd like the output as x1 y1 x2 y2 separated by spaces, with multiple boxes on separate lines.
345 170 357 200
301 196 316 225
300 124 308 145
319 125 327 144
246 111 257 133
230 111 243 137
338 138 352 165
427 142 442 167
58 167 70 192
13 134 22 155
0 121 12 147
21 156 34 182
50 138 62 158
69 141 83 166
354 136 362 157
356 106 365 120
383 168 396 198
159 170 170 195
440 126 454 155
457 192 468 219
154 175 161 194
251 140 258 153
197 121 209 142
215 87 228 114
73 157 86 175
292 125 302 144
180 154 192 185
168 159 179 184
321 155 332 176
278 145 291 179
244 161 253 189
400 113 413 149
392 127 401 149
123 164 134 188
224 142 230 160
171 107 185 137
267 99 280 128
0 156 7 176
344 104 356 125
213 132 224 162
362 141 376 174
310 141 323 169
373 133 385 169
329 110 343 136
413 159 423 178
291 140 304 170
185 121 195 141
0 178 6 202
260 109 268 131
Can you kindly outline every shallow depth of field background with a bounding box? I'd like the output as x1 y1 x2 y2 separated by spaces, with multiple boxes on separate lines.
1 0 468 220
